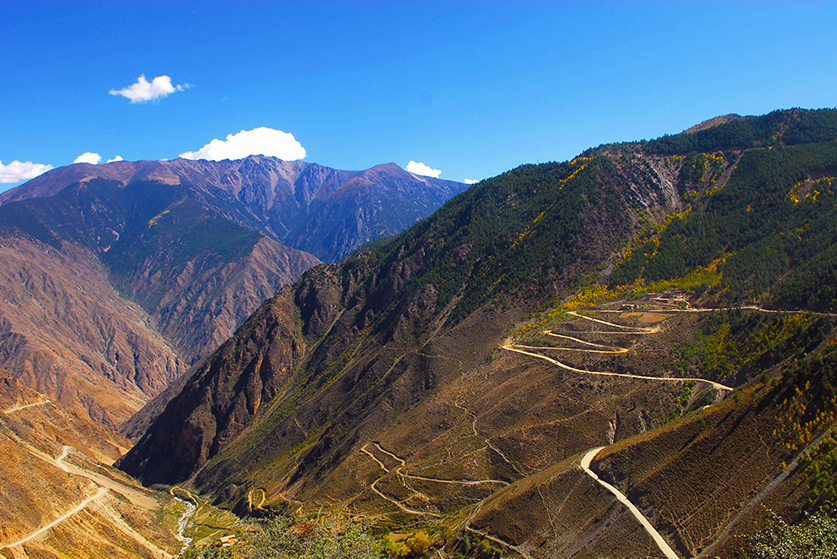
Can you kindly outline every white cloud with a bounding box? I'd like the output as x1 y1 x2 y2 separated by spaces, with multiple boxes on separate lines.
179 127 307 161
109 74 188 103
106 156 124 163
74 152 102 165
464 178 480 184
0 160 53 183
406 161 442 178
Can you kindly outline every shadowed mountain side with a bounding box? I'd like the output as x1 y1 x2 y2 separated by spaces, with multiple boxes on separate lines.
116 286 309 484
119 363 196 441
108 232 319 365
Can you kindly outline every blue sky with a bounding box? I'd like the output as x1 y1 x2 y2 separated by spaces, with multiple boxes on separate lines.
2 1 836 191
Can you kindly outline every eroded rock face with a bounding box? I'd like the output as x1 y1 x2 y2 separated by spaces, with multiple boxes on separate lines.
0 237 186 427
0 200 316 426
117 291 309 483
0 157 464 426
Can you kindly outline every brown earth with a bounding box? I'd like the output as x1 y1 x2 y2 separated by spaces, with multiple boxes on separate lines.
0 237 185 427
0 370 186 559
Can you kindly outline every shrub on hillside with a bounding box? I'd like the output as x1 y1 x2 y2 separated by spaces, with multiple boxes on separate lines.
748 510 837 558
182 515 385 559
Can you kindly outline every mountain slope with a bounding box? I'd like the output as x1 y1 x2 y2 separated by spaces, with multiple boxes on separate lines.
119 149 684 484
0 370 187 558
0 179 316 426
0 158 465 426
605 109 837 312
0 234 185 426
0 157 469 263
121 108 837 558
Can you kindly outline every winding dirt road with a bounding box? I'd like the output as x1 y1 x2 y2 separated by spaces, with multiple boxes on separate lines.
544 332 630 353
581 447 680 559
55 445 70 472
360 442 509 518
566 311 661 333
502 342 732 392
504 307 731 558
56 445 158 509
2 487 109 550
3 399 51 414
361 444 441 517
503 309 733 391
596 305 837 318
514 343 627 355
359 306 749 556
0 438 167 555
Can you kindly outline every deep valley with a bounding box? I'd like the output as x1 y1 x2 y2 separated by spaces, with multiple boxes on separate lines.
5 109 837 558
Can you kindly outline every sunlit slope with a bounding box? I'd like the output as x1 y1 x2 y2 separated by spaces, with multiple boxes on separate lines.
0 371 187 559
605 108 837 312
121 108 837 557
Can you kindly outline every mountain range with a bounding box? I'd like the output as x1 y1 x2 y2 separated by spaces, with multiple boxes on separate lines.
4 108 837 558
117 108 837 558
0 158 467 427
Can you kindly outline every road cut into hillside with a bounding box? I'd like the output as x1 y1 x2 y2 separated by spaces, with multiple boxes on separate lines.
56 445 159 509
580 447 680 559
1 487 109 550
360 444 442 518
566 311 661 333
544 332 631 352
360 441 513 519
504 308 734 391
3 399 51 414
498 307 731 558
0 418 171 557
515 343 627 355
596 305 837 318
502 342 732 392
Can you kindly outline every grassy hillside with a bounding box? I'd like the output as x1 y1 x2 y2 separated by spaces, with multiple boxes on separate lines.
121 108 837 558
